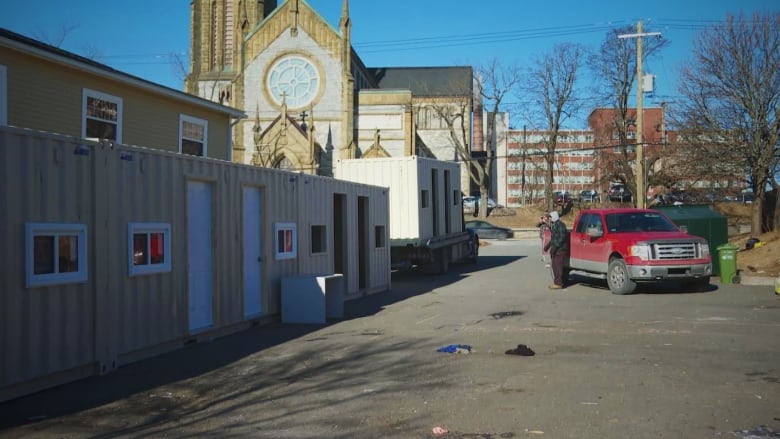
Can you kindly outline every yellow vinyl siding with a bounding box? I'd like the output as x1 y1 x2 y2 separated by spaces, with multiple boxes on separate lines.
1 46 232 160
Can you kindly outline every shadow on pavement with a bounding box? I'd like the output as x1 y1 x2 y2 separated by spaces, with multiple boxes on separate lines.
0 254 523 431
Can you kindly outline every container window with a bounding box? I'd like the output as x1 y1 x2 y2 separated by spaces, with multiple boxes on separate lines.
311 224 326 254
128 223 172 276
25 223 88 288
375 225 386 248
275 223 297 260
421 190 429 208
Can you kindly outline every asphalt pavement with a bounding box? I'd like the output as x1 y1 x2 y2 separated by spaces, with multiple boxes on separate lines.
1 238 778 438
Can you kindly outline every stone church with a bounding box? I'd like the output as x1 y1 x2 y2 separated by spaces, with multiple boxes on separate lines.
185 0 478 178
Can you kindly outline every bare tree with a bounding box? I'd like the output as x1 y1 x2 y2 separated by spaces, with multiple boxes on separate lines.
32 23 104 61
675 12 780 233
32 24 79 48
423 60 521 219
475 59 523 218
588 25 669 203
169 52 189 88
523 43 587 212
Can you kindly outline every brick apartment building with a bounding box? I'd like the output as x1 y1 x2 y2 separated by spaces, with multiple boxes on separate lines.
500 107 667 207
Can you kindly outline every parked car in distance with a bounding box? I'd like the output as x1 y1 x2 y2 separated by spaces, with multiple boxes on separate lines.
579 189 600 203
465 220 513 240
462 196 499 210
608 184 632 202
553 191 574 208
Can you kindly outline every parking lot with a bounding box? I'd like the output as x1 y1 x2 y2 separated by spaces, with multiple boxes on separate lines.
1 239 778 438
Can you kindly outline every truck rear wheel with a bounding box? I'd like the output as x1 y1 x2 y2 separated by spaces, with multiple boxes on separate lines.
607 259 636 295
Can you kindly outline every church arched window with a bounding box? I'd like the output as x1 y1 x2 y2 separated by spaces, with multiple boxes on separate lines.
274 156 294 171
223 0 234 68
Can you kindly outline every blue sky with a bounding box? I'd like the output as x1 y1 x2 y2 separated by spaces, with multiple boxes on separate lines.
2 0 777 128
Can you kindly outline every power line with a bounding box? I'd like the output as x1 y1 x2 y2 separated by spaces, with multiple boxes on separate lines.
95 18 730 66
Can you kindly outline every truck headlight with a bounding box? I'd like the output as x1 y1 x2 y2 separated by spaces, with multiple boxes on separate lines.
700 243 710 258
629 244 651 261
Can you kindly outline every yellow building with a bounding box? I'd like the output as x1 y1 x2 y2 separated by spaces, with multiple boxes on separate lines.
0 28 244 160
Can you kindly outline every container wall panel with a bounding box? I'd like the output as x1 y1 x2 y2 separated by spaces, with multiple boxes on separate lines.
335 157 422 241
1 125 390 401
0 129 96 391
335 156 463 243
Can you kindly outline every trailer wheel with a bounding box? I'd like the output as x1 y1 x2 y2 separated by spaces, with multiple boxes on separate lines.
437 248 450 274
607 258 636 295
421 248 449 274
468 237 479 264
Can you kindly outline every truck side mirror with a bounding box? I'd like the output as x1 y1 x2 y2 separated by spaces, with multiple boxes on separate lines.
587 228 603 238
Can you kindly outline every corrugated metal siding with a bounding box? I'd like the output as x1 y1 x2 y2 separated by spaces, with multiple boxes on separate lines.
0 125 390 401
335 156 463 243
0 129 96 390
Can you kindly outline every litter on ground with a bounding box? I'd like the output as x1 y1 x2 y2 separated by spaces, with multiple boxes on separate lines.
436 344 472 354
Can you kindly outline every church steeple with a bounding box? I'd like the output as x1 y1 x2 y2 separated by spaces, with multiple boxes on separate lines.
339 0 350 31
339 0 356 159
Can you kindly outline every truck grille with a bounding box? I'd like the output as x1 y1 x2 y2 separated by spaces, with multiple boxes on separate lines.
652 242 698 260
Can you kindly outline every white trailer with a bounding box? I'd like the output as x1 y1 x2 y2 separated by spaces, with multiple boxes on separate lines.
335 156 478 273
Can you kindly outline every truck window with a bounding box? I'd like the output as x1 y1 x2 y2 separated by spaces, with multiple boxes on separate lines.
606 213 678 233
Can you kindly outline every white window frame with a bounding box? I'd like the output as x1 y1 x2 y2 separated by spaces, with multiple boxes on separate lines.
274 222 297 260
25 223 88 288
82 88 123 142
128 222 172 276
179 114 208 157
0 65 7 125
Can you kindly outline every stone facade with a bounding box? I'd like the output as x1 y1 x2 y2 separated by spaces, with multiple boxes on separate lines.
186 0 474 179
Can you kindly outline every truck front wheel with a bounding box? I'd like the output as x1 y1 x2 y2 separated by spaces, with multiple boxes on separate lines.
607 259 636 295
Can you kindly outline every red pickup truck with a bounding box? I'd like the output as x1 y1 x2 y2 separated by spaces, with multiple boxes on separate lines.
567 208 712 294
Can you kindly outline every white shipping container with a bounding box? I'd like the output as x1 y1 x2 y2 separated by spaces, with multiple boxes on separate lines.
335 156 464 245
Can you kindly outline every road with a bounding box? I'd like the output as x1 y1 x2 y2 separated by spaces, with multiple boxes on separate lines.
1 238 779 438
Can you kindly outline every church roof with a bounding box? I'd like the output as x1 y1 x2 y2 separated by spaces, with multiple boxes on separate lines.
366 66 473 97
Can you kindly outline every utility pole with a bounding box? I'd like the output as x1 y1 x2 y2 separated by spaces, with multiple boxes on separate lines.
619 21 661 209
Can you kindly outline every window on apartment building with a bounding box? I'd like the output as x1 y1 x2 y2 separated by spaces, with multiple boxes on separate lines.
0 65 7 125
180 114 208 157
128 223 172 276
83 89 122 142
25 223 88 288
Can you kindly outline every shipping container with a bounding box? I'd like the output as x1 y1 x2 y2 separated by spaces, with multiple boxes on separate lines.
335 156 477 273
0 125 390 402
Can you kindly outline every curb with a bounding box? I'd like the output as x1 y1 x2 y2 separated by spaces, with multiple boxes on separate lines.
736 275 777 286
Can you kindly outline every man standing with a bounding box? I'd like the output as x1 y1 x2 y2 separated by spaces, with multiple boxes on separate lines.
543 211 569 289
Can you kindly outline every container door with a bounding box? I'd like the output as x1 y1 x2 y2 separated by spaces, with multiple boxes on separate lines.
243 186 262 317
187 181 213 333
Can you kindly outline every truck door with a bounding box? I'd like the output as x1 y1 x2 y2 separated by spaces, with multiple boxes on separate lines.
571 213 608 272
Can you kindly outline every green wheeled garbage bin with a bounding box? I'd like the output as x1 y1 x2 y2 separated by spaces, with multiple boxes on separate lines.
716 243 739 284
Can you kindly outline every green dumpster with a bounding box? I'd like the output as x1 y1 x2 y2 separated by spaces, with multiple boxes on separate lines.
716 243 739 284
654 205 728 275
